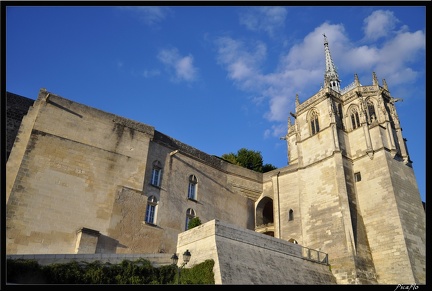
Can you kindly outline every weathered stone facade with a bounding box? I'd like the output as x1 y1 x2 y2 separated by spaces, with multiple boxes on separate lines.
7 219 338 285
6 90 256 256
270 79 426 284
5 38 425 285
176 219 337 284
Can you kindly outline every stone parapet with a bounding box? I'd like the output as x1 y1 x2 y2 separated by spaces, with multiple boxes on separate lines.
176 219 336 284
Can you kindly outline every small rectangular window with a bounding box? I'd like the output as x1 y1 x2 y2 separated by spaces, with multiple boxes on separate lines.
188 183 196 199
145 204 155 224
151 168 161 186
354 172 361 182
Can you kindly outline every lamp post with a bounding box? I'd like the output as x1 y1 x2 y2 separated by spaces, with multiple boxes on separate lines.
171 250 191 284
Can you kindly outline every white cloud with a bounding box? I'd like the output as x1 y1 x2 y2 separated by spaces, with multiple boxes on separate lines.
120 6 171 26
264 94 291 122
239 7 287 38
363 10 398 41
142 69 160 78
215 11 424 139
264 123 286 139
215 23 347 124
343 45 380 72
373 30 425 85
215 37 267 91
175 56 196 82
157 48 198 82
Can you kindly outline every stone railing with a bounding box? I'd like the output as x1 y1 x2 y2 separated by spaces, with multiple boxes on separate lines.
301 247 329 265
255 223 329 265
340 81 358 94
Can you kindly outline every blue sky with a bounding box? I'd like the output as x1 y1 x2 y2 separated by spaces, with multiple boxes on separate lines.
5 5 426 202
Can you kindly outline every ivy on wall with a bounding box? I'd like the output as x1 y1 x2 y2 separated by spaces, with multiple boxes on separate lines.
7 258 215 285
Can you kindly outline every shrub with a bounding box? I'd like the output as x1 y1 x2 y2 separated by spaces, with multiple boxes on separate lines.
188 217 202 229
6 257 214 284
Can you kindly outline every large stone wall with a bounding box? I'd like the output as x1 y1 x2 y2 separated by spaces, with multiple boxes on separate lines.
354 150 426 284
176 219 337 285
6 89 260 257
6 90 155 254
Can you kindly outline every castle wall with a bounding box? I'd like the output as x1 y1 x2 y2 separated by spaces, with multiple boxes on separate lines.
354 149 425 284
162 151 256 230
268 167 302 242
6 89 259 257
341 155 378 284
295 158 363 284
122 138 257 255
339 88 426 284
388 158 426 284
176 219 337 285
6 90 154 254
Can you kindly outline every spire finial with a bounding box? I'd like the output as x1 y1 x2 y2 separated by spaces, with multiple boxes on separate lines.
323 34 341 92
372 72 378 86
354 73 360 86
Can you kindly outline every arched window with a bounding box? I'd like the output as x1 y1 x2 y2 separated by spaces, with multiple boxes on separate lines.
185 208 196 230
350 106 361 130
309 109 320 136
151 160 162 187
145 195 158 225
366 99 376 124
188 174 198 200
288 209 294 221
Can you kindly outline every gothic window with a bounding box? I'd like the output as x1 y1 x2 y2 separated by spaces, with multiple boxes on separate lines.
188 174 198 200
350 106 361 130
151 160 162 187
288 209 294 221
185 208 196 230
366 99 376 124
309 109 320 136
145 195 158 225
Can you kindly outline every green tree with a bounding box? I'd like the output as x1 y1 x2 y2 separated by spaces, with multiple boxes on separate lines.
188 217 202 229
220 152 238 165
221 148 277 173
262 163 277 172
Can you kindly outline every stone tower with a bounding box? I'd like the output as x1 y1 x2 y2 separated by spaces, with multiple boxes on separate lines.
278 35 425 284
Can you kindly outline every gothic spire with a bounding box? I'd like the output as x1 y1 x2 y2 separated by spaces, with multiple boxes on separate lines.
323 34 341 92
